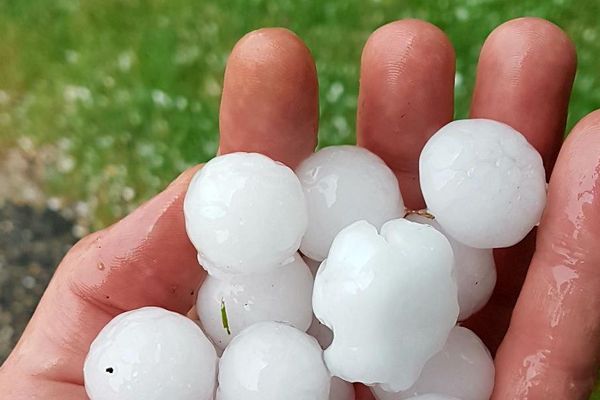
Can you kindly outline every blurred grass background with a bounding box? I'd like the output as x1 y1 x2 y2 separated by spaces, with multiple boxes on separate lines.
0 0 599 395
1 0 600 229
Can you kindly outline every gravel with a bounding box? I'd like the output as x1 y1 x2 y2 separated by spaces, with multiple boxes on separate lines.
0 203 76 362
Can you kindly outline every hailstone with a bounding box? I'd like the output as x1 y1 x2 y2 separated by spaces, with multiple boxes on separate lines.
406 214 496 320
184 152 307 276
330 377 355 400
216 321 330 400
372 326 494 400
296 145 404 261
313 219 459 391
196 253 313 350
419 119 546 249
84 307 217 400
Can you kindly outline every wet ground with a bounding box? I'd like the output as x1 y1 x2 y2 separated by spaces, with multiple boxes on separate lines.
0 203 76 362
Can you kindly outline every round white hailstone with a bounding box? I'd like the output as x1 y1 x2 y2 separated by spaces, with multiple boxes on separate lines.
216 321 330 400
196 253 313 350
330 377 355 400
296 145 405 261
406 214 496 320
84 307 217 400
419 119 546 249
184 152 307 276
307 314 334 349
372 326 494 400
313 219 459 391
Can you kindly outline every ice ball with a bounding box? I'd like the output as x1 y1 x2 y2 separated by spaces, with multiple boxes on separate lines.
184 152 307 276
84 307 217 400
216 321 330 400
419 119 546 248
372 326 494 400
313 219 458 391
196 253 313 350
296 145 404 261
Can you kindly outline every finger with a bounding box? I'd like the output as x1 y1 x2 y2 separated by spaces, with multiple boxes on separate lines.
219 28 319 168
355 383 376 399
469 17 576 174
3 166 203 385
357 19 455 209
464 17 577 351
492 110 600 399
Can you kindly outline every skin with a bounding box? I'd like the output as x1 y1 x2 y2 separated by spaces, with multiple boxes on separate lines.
0 17 598 400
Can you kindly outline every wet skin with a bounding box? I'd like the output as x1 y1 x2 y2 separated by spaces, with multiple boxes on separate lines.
1 17 598 400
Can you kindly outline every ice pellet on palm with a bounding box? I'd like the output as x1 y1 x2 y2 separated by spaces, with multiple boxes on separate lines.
83 307 217 400
407 214 496 320
419 119 546 249
196 253 313 350
296 146 405 261
184 152 307 276
216 321 330 400
372 327 494 400
313 219 459 391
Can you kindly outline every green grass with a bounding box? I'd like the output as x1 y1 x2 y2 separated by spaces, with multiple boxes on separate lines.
0 0 598 396
1 0 600 227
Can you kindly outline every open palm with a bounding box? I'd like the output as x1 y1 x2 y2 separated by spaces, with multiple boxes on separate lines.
2 18 599 400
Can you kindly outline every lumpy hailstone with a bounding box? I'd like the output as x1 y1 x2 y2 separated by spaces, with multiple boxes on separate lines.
372 327 494 400
296 145 405 261
216 322 330 400
196 253 313 350
184 152 307 276
313 219 459 391
407 214 496 321
419 119 546 249
84 307 217 400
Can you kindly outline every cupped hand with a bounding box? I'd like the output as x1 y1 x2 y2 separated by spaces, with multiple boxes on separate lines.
1 18 598 400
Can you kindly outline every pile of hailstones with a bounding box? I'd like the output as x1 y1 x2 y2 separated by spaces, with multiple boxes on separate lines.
84 119 547 400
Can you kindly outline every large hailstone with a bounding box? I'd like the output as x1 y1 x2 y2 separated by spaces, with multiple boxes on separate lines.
296 145 405 261
84 307 217 400
419 119 546 249
406 214 496 320
217 321 330 400
196 253 313 350
313 219 459 391
184 152 307 276
372 327 494 400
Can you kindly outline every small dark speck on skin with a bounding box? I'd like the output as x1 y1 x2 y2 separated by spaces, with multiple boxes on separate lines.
170 286 177 294
475 281 479 285
105 367 114 374
190 290 195 296
105 295 110 299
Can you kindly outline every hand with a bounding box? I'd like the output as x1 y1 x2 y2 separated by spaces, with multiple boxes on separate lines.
0 18 598 400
